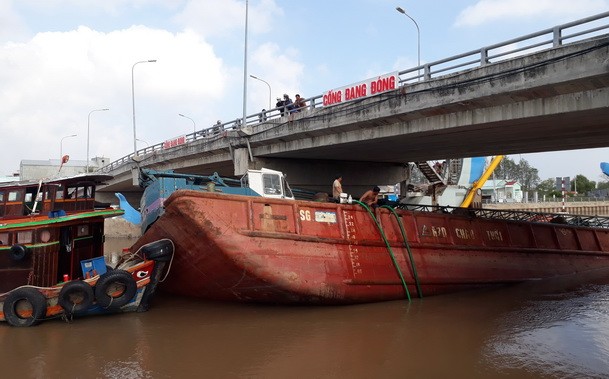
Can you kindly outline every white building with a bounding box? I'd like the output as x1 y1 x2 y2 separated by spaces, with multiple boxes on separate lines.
481 179 523 203
0 173 20 183
19 156 109 180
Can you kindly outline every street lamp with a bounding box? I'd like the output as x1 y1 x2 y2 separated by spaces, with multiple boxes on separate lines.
136 138 149 147
178 113 196 133
396 6 421 80
87 108 109 173
60 134 77 159
249 75 272 110
132 59 157 156
242 0 249 128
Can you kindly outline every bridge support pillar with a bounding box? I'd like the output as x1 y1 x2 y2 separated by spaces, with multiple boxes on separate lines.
233 148 250 175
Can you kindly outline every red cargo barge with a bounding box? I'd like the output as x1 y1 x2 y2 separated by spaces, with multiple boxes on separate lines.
131 189 609 304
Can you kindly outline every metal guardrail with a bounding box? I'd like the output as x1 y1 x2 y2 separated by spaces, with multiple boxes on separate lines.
99 11 609 174
397 203 609 229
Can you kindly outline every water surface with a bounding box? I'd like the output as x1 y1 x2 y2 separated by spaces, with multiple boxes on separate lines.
2 239 608 378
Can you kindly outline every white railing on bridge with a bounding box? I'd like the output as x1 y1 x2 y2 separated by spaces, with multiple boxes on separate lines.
100 11 609 174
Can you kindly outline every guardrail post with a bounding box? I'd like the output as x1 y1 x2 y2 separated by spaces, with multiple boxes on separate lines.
423 64 431 81
553 26 562 47
480 48 489 66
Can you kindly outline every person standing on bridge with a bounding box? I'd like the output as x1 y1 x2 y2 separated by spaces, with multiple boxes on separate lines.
283 94 294 115
276 97 285 116
332 175 343 200
294 94 306 112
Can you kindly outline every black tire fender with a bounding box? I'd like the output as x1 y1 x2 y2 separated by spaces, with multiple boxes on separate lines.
140 239 174 262
94 270 137 309
10 244 29 261
58 280 94 315
3 287 47 327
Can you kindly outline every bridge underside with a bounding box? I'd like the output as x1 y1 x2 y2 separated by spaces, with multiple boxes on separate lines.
254 90 609 164
99 37 609 204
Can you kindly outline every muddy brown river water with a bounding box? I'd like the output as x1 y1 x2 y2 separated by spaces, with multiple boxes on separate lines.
1 238 608 378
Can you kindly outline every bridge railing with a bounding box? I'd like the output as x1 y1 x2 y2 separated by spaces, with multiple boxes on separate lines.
397 11 609 84
99 11 609 174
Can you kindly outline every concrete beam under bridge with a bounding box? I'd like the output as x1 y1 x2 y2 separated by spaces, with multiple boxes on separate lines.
97 156 409 206
251 157 409 198
97 36 609 204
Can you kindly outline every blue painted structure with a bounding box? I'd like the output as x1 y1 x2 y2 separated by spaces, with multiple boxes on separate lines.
601 162 609 177
138 170 259 233
468 157 487 184
115 192 142 225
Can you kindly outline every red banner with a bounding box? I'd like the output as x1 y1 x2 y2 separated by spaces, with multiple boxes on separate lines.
322 71 399 106
163 135 186 149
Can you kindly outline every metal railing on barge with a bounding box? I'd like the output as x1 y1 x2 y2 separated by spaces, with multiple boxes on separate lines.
396 204 609 229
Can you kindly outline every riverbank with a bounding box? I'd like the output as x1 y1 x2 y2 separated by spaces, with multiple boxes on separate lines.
105 217 141 239
485 201 609 216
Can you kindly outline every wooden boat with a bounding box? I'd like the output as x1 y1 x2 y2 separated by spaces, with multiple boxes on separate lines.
0 239 173 326
131 182 609 304
0 174 174 326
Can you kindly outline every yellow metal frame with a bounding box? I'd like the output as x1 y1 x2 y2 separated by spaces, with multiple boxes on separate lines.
460 155 504 208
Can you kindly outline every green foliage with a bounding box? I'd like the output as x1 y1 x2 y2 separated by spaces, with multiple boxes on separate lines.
571 174 596 194
536 178 561 197
494 156 540 192
597 179 609 190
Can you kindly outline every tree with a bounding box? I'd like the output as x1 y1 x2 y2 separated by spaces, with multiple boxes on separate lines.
494 156 540 192
572 174 596 194
494 157 516 181
536 178 561 197
597 177 609 190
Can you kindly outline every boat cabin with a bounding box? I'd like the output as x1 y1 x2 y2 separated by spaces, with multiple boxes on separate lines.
0 175 111 219
0 174 120 292
240 168 294 200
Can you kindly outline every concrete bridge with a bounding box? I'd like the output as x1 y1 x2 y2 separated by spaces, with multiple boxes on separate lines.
98 12 609 204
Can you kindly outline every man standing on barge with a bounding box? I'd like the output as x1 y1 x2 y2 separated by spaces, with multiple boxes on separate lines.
332 175 343 200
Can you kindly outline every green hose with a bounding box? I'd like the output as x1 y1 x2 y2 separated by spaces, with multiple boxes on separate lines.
381 205 423 298
353 200 411 302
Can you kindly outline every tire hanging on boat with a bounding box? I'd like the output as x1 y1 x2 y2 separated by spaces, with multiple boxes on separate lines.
58 280 94 315
94 270 137 309
9 244 29 261
2 287 47 327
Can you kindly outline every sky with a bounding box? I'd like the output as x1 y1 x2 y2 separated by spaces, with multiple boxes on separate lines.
1 0 608 183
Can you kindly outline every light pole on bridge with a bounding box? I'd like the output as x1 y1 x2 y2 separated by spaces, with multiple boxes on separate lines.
132 59 157 156
87 108 109 173
396 6 421 81
136 138 149 147
60 134 77 159
178 113 196 133
249 75 272 111
242 0 249 127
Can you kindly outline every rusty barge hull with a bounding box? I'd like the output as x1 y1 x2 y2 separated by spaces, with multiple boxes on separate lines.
132 190 609 304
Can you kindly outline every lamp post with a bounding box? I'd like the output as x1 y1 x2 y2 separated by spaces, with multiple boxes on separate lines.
249 75 272 110
60 134 77 159
132 59 157 156
136 138 149 147
178 113 196 133
396 6 421 80
242 0 249 128
86 108 109 173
